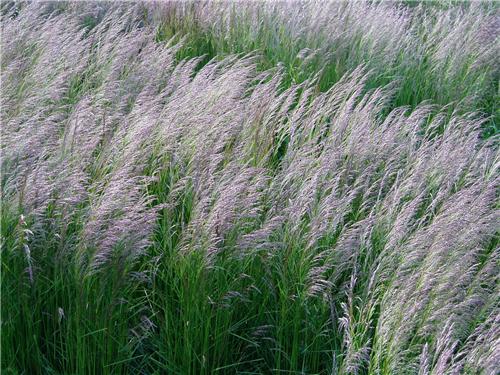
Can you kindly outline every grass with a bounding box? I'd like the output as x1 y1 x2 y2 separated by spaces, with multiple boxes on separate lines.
1 1 499 374
151 1 498 137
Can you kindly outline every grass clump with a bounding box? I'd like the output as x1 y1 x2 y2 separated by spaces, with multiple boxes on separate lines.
1 1 499 374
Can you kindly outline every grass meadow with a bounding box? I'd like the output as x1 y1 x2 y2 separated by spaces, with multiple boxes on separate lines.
1 1 499 374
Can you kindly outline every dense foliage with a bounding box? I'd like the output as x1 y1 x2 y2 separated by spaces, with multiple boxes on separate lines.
1 1 499 374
